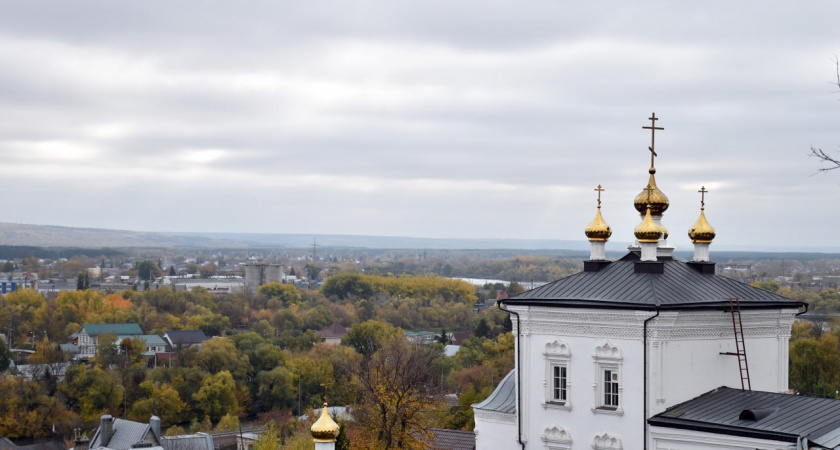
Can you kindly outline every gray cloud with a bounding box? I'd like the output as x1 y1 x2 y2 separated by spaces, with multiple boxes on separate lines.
0 1 837 250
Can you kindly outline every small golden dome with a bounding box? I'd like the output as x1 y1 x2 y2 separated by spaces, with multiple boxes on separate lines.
633 170 669 215
660 223 669 240
635 206 661 243
688 208 716 243
585 208 612 242
311 403 340 443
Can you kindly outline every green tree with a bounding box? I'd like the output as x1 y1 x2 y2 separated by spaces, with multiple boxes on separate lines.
0 338 10 372
790 333 840 396
2 261 14 272
342 320 402 356
214 412 240 431
193 370 240 422
76 273 90 290
258 282 301 307
137 260 163 281
321 273 376 300
474 317 491 339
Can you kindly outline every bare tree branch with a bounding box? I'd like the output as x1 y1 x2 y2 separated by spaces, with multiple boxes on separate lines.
811 146 840 172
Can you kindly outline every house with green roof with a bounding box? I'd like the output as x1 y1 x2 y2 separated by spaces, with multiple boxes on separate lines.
77 323 143 357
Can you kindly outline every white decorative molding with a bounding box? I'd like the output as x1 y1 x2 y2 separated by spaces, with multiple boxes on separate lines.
473 409 516 424
544 339 571 357
593 341 622 360
541 425 572 449
592 432 622 449
541 425 572 443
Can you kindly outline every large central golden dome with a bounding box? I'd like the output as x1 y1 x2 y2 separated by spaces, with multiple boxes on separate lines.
633 169 669 215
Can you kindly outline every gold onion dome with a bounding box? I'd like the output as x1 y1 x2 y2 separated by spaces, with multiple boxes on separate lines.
311 403 340 442
635 206 662 243
659 223 669 240
688 208 716 243
585 208 612 242
633 169 670 215
585 185 611 242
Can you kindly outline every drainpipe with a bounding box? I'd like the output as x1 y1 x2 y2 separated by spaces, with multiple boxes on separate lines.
643 306 660 450
499 302 526 450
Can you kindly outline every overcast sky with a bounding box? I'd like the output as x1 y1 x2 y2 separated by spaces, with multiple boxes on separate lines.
0 1 838 250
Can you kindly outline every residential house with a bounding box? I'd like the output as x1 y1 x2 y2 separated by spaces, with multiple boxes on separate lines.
77 324 143 358
315 323 348 345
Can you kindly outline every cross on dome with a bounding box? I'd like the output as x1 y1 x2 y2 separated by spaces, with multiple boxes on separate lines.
594 184 605 208
642 112 664 170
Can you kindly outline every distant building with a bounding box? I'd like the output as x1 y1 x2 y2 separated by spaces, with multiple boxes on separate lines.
315 323 348 345
244 264 283 295
77 323 143 357
162 330 209 349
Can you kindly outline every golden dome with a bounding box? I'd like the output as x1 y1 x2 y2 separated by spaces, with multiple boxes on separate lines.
585 208 612 242
311 403 340 443
633 170 669 215
688 208 716 243
635 206 662 243
660 223 669 240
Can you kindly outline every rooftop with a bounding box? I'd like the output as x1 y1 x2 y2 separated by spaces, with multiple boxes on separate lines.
504 253 805 311
472 369 515 414
649 387 840 447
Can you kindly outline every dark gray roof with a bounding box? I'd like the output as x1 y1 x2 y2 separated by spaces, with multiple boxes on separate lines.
164 330 208 345
649 387 840 447
505 254 804 311
427 429 475 450
472 369 515 414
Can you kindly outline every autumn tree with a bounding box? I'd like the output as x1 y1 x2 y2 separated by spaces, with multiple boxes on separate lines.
258 282 301 307
344 334 443 449
790 333 840 397
192 370 241 422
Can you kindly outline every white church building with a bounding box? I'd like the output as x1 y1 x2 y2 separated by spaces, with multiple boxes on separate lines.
474 114 840 450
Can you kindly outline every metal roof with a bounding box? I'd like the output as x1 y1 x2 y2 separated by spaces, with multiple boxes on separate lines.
504 254 805 311
472 369 516 414
81 324 143 337
649 387 840 447
163 330 208 346
427 428 476 450
90 418 152 450
160 433 213 450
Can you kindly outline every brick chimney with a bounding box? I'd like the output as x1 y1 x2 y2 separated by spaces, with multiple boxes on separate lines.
99 415 114 447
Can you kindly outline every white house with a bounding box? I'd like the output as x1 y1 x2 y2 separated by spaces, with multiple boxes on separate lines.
474 114 833 450
77 323 143 357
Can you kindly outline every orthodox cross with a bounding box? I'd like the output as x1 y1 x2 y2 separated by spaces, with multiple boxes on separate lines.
698 186 708 208
594 184 605 208
642 112 664 168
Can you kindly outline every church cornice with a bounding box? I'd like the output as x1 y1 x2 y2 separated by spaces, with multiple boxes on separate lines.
507 306 796 340
473 409 515 424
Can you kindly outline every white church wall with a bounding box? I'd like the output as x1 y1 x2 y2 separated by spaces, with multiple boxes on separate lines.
514 306 648 450
649 309 797 414
473 411 517 449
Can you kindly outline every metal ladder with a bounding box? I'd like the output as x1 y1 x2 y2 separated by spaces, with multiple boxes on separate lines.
722 296 751 391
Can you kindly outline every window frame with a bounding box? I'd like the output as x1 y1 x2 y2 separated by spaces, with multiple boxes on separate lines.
591 341 624 416
543 339 572 411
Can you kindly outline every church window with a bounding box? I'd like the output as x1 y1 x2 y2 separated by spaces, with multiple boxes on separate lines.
543 339 572 410
603 368 619 407
552 364 568 402
592 341 623 415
